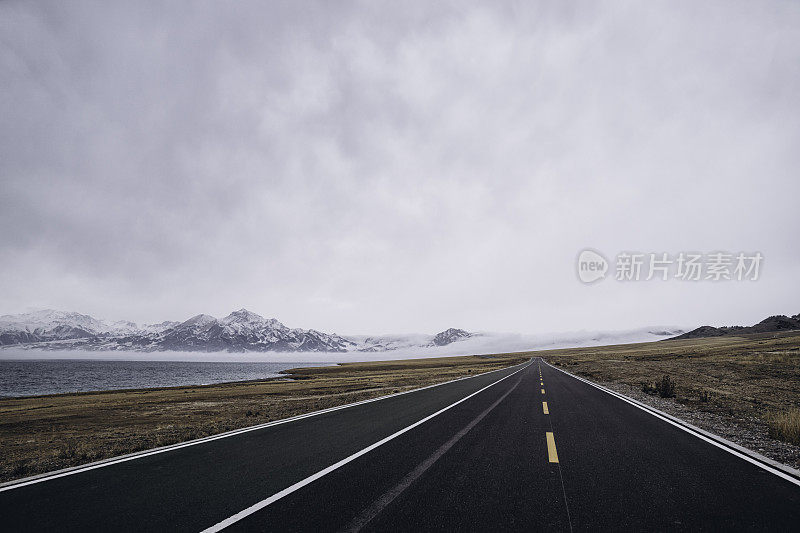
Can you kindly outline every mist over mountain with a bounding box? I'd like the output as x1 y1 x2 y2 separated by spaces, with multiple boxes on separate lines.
0 309 683 356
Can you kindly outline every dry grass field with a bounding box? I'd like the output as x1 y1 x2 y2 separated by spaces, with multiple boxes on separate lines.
0 352 529 483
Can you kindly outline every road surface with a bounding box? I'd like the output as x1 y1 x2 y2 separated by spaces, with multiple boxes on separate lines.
1 359 799 531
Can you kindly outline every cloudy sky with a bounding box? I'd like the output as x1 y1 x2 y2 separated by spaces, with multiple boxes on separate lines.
1 1 798 334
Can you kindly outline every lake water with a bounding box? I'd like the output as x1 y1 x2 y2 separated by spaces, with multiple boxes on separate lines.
0 359 333 397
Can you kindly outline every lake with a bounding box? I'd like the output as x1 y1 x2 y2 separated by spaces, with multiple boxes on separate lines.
0 359 332 397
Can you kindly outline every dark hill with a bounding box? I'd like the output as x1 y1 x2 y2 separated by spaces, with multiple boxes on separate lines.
669 314 800 340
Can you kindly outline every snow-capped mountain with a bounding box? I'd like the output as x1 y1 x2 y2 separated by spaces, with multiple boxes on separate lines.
0 309 357 352
432 328 471 346
0 310 176 346
344 328 473 352
156 309 354 352
0 310 106 338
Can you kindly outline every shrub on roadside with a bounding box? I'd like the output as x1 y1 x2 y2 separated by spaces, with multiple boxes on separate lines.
641 375 676 398
656 375 676 398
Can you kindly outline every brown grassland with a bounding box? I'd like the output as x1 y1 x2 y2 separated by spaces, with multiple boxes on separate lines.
0 353 528 483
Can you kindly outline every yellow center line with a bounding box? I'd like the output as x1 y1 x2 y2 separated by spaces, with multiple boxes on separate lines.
542 401 549 414
541 388 545 394
546 432 559 463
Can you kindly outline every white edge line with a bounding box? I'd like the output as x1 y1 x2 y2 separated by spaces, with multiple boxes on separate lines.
543 360 800 487
200 362 531 533
0 359 529 493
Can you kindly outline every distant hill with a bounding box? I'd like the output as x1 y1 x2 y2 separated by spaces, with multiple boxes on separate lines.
669 314 800 340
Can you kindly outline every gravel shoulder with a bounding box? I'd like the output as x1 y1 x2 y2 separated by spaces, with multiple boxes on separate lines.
588 376 800 470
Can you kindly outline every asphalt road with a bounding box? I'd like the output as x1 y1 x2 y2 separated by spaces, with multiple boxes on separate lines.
2 358 799 531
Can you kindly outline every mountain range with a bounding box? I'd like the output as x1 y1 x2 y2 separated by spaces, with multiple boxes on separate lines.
668 314 800 340
0 309 474 353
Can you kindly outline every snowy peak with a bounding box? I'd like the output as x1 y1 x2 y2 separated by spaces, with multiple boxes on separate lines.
432 328 472 346
222 308 263 322
179 314 219 328
221 309 285 330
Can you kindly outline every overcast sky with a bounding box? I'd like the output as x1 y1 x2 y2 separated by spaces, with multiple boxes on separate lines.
1 1 798 334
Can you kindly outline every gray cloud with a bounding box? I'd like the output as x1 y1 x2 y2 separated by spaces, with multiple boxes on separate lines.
1 0 799 334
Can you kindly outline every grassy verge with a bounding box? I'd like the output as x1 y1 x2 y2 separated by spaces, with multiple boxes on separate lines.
767 409 800 445
0 352 529 483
